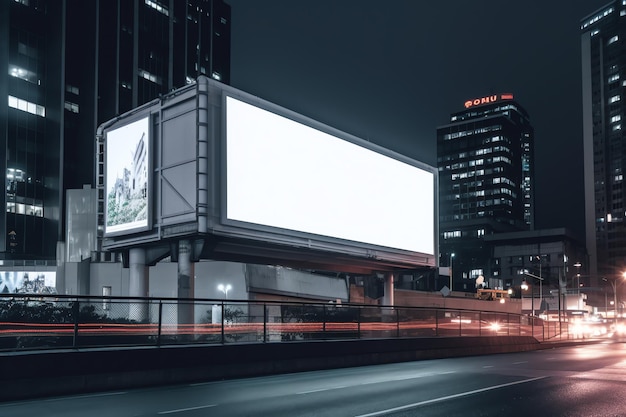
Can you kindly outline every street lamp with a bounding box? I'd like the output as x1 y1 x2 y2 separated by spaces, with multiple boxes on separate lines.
603 273 626 327
449 253 455 292
521 280 529 311
217 283 232 298
523 271 544 318
574 262 582 310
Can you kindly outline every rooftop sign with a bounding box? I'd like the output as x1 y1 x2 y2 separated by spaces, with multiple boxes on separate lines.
464 94 514 109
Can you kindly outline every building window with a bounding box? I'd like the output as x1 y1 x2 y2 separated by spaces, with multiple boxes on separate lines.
443 230 461 239
8 95 45 117
611 115 622 123
66 85 79 95
64 101 79 113
609 95 621 104
138 69 162 85
609 74 620 83
608 35 619 45
8 65 38 85
613 124 622 131
145 0 169 16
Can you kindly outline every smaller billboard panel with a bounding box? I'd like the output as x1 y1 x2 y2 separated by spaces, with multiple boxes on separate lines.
104 117 150 235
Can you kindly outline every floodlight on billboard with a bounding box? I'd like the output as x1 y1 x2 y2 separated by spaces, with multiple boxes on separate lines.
225 96 435 256
104 117 150 235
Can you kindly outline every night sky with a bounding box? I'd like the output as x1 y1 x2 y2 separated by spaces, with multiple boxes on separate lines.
227 0 610 241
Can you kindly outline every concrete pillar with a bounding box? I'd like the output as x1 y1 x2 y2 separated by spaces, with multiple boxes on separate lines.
129 247 149 321
178 239 195 326
382 272 394 307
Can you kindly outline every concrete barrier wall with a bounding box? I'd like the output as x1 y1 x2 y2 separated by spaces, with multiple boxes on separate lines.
0 336 540 401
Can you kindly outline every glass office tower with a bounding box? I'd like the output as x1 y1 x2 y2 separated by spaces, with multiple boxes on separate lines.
581 1 626 285
0 0 230 264
437 94 535 291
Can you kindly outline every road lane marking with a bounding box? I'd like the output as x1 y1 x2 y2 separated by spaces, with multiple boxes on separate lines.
158 404 217 414
297 371 456 394
297 386 346 394
354 376 547 417
482 365 494 368
512 361 528 365
0 391 128 407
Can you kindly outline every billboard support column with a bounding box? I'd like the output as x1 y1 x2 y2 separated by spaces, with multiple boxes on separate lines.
129 247 149 321
178 239 195 329
383 272 395 307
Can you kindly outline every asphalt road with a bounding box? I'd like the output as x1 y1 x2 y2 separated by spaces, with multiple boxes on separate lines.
2 341 626 416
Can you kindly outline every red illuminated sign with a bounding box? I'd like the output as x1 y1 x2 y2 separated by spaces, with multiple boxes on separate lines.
464 94 514 109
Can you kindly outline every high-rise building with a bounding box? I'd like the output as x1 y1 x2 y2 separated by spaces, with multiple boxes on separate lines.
581 1 626 285
1 0 230 265
437 94 535 291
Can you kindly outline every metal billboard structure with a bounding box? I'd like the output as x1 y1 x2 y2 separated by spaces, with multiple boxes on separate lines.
96 76 438 276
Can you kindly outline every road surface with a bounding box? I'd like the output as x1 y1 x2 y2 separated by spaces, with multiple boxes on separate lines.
2 341 626 416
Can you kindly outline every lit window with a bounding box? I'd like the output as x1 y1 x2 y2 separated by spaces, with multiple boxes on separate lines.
592 29 600 36
64 101 79 113
609 74 620 83
8 95 45 117
8 65 38 84
615 174 623 182
477 229 485 237
138 69 162 85
610 95 621 104
211 71 221 81
66 85 79 95
613 124 622 131
611 115 622 123
144 0 168 16
609 35 619 45
13 0 29 5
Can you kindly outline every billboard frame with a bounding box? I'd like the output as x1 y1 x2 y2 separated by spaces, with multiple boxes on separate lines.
218 90 437 267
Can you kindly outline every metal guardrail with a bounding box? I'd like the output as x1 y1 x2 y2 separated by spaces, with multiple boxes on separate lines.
0 294 582 351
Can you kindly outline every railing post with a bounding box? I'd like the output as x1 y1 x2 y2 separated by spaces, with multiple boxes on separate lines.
357 306 361 339
396 308 400 338
505 313 508 336
458 311 462 336
322 304 326 336
435 309 439 337
156 301 163 346
263 303 267 343
221 301 225 344
72 300 80 348
479 311 482 337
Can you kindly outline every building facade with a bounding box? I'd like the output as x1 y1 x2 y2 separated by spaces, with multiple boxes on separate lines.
437 94 535 291
581 1 626 286
1 0 230 269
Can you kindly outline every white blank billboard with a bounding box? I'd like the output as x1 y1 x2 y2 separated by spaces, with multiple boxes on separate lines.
225 96 434 255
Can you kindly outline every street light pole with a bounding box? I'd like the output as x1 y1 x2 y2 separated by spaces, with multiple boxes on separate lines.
574 262 582 311
449 253 455 292
603 273 626 328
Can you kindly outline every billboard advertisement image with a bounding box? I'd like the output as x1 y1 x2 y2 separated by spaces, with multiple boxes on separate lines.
105 117 150 235
225 96 435 256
